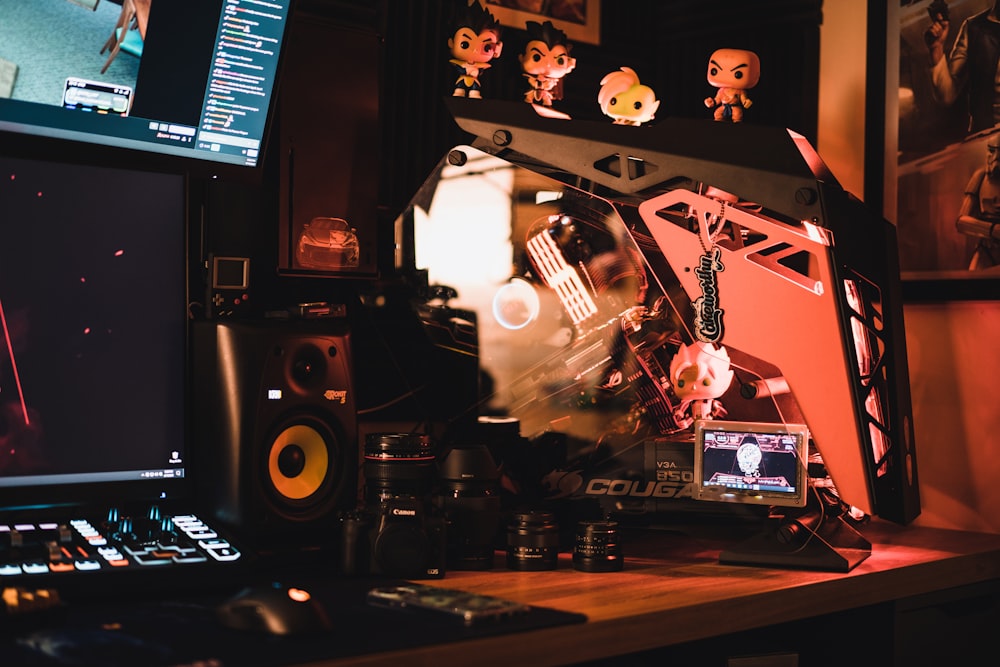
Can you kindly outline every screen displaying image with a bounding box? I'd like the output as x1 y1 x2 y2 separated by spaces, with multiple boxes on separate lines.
0 0 292 175
693 420 809 508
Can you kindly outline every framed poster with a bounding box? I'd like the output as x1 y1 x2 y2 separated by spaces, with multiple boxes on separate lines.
887 0 1000 299
482 0 601 45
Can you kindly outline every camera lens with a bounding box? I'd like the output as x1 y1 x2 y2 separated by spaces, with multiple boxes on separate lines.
573 520 623 572
363 433 435 502
506 509 559 571
439 444 501 570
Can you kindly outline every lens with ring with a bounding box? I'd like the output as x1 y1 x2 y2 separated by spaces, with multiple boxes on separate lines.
573 520 623 572
363 433 435 503
506 509 559 571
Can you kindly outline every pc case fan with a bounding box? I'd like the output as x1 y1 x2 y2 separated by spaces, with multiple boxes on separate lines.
425 98 918 525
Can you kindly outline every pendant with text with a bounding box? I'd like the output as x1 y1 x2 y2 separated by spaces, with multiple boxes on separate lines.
693 246 724 343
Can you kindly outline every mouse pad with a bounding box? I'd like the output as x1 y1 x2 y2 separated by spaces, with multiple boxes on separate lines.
0 577 587 666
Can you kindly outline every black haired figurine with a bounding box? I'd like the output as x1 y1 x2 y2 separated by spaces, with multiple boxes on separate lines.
448 1 504 98
518 20 576 107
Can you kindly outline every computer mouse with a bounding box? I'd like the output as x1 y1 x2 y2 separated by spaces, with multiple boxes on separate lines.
215 582 334 636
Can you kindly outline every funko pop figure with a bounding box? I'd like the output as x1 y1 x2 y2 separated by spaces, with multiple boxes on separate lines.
669 341 734 423
597 67 660 126
448 1 504 99
518 20 576 107
704 48 760 122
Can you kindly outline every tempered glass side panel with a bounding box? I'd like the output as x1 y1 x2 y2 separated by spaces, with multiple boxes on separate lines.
403 146 806 520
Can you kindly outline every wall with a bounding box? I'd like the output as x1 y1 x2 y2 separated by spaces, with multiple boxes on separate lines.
817 0 868 200
905 302 1000 533
819 1 1000 534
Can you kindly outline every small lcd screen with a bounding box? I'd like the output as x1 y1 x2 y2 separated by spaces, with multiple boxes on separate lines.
693 420 809 508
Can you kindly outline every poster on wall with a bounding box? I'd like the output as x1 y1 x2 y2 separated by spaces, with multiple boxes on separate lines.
482 0 601 45
896 0 1000 284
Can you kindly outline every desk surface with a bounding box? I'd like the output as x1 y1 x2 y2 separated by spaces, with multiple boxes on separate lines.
319 520 1000 666
4 520 999 666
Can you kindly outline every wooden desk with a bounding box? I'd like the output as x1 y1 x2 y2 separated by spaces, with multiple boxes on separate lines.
320 521 1000 666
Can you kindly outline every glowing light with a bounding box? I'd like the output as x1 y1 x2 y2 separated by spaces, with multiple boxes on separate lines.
288 588 312 603
800 219 830 245
114 249 124 257
0 297 30 425
492 279 541 330
535 190 562 205
526 230 598 326
844 279 890 474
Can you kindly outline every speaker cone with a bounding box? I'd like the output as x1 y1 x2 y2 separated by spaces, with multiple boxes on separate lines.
267 420 334 503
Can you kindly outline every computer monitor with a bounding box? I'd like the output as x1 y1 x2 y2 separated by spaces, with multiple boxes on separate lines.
0 154 189 512
0 0 294 180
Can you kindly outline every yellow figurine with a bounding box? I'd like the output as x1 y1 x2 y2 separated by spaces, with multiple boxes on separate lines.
597 67 660 126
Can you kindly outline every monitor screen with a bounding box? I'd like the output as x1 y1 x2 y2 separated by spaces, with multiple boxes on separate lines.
0 154 188 511
693 420 809 508
0 0 293 179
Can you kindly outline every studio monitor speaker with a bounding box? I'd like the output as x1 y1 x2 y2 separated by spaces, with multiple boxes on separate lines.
191 319 358 551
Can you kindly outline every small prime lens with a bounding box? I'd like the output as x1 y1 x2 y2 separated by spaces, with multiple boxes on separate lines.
573 520 623 572
506 509 559 571
363 433 435 502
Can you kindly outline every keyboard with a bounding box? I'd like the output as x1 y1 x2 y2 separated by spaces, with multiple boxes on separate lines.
0 507 247 598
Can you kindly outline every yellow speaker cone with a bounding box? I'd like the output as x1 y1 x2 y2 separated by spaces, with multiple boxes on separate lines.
268 423 329 500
